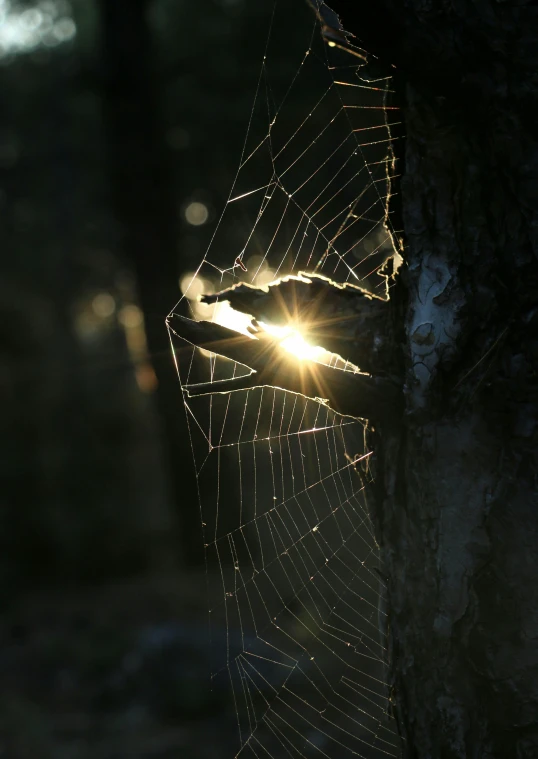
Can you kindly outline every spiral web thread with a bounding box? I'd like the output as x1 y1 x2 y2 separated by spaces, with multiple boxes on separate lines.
169 2 402 756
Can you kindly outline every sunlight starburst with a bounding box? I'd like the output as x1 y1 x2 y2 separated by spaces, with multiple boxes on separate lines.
260 322 326 361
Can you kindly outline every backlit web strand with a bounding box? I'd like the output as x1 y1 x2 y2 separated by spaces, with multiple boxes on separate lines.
170 1 402 756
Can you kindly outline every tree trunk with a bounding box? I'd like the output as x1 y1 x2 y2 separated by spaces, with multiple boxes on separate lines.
331 1 538 756
99 0 203 564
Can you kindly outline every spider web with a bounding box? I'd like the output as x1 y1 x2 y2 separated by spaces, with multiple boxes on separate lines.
169 2 402 756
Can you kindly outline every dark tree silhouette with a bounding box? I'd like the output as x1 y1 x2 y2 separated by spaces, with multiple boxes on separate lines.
328 1 538 756
98 0 202 564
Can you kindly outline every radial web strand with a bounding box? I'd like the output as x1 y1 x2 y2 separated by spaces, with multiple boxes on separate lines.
169 2 402 756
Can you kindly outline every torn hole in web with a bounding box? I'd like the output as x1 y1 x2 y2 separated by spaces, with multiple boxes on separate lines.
178 265 395 380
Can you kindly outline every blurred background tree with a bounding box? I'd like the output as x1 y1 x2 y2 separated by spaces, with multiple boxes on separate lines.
0 0 314 756
0 0 272 587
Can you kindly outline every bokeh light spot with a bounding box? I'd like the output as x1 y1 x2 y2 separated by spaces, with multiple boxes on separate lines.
0 1 76 58
53 17 75 42
92 293 115 319
180 272 213 300
254 268 275 288
184 202 209 226
118 304 143 329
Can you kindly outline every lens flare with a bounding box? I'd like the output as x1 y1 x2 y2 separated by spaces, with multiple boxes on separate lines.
193 298 331 364
259 322 325 361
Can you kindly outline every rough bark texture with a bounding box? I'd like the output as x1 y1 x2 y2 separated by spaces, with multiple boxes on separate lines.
329 1 538 756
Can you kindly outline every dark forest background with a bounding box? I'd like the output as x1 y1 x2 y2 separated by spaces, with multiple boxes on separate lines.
0 0 319 756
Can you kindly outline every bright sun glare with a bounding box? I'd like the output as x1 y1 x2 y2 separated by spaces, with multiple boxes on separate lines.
180 272 328 362
260 322 326 362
